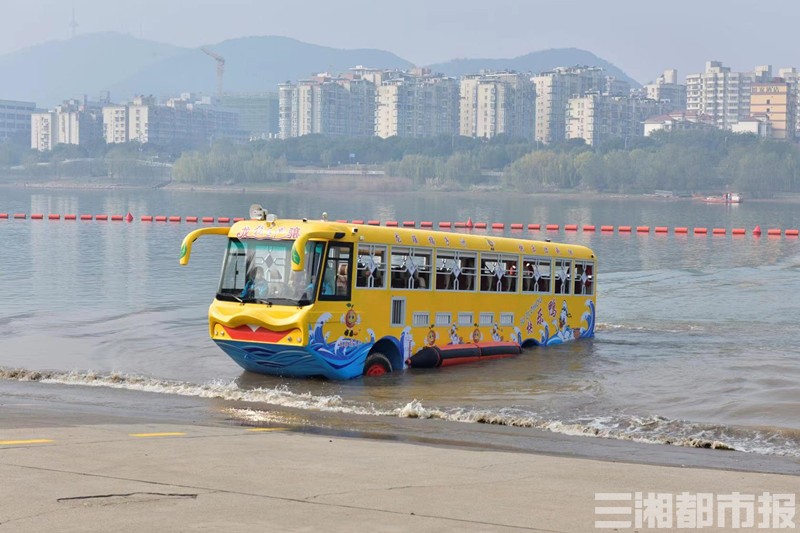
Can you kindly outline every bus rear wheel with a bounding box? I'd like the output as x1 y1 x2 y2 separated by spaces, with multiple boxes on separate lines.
363 353 392 377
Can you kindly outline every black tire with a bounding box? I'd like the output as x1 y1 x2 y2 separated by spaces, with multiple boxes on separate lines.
363 352 392 377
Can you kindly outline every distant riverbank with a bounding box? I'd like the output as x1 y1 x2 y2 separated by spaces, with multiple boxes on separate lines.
4 174 800 204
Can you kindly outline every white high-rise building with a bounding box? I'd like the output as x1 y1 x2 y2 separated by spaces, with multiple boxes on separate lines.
32 98 103 151
686 61 755 130
532 66 627 144
459 72 535 140
375 70 459 139
566 94 663 147
31 112 57 151
278 73 376 139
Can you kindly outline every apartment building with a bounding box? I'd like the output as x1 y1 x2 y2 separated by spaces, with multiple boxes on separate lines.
1 99 36 143
102 105 129 144
566 94 663 146
31 112 56 151
32 98 103 151
686 61 755 130
749 80 796 140
103 94 243 146
533 66 628 144
643 69 687 112
278 74 376 139
459 71 535 140
375 70 459 139
777 67 800 136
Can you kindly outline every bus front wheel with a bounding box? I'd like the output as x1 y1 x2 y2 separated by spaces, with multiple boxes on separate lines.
363 353 392 377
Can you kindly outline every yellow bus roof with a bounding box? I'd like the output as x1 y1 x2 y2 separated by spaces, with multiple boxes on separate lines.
228 217 595 260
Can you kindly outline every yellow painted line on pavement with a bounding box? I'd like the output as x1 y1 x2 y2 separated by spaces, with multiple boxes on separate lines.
0 439 54 445
129 432 186 438
247 428 288 432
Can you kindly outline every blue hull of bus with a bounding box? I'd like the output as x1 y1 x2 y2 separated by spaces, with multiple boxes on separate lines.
214 339 371 380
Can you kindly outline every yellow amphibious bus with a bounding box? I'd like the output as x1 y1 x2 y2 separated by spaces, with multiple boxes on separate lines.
180 205 597 379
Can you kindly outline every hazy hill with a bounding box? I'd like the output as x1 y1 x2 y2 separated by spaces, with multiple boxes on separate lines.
0 33 639 107
109 36 415 101
428 47 640 87
0 33 185 107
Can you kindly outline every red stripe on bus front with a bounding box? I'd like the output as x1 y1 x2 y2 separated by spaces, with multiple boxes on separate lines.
222 325 290 342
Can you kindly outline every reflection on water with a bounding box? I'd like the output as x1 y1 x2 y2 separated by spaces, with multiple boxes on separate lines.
2 187 800 457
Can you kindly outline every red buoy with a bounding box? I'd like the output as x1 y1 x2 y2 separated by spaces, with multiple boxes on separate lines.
466 217 474 229
126 212 133 222
753 225 762 236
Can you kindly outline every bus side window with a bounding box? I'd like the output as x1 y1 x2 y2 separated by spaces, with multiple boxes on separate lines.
554 260 571 295
504 259 518 292
575 262 594 295
356 244 387 289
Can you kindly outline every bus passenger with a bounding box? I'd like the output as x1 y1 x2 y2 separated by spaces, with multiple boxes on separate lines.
336 264 349 294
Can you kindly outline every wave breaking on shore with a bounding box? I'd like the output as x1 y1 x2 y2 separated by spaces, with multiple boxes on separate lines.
4 367 799 458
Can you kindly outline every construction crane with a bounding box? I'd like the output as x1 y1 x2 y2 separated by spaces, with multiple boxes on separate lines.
201 47 225 97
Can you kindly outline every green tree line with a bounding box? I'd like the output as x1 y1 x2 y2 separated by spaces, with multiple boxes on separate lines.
4 130 800 196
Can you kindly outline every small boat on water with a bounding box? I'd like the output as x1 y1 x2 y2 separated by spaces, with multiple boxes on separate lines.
701 192 743 204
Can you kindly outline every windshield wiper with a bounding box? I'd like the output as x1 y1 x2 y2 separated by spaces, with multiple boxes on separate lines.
217 293 243 303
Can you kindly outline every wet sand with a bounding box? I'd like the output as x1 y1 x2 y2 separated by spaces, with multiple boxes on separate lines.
2 380 799 532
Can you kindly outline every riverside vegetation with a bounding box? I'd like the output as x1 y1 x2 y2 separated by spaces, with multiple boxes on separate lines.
2 130 799 197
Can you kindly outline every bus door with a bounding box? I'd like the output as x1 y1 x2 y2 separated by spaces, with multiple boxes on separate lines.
319 243 353 300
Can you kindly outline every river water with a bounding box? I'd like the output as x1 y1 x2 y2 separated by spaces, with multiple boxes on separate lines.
2 187 800 458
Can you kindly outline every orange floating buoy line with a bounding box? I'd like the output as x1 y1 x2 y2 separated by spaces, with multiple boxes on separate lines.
2 214 798 238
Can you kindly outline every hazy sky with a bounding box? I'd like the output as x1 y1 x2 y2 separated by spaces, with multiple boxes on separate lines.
2 0 798 83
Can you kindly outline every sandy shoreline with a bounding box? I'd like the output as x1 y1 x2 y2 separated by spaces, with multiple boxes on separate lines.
2 379 799 532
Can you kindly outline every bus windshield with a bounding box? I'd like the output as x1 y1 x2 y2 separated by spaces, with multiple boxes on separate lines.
217 238 325 306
